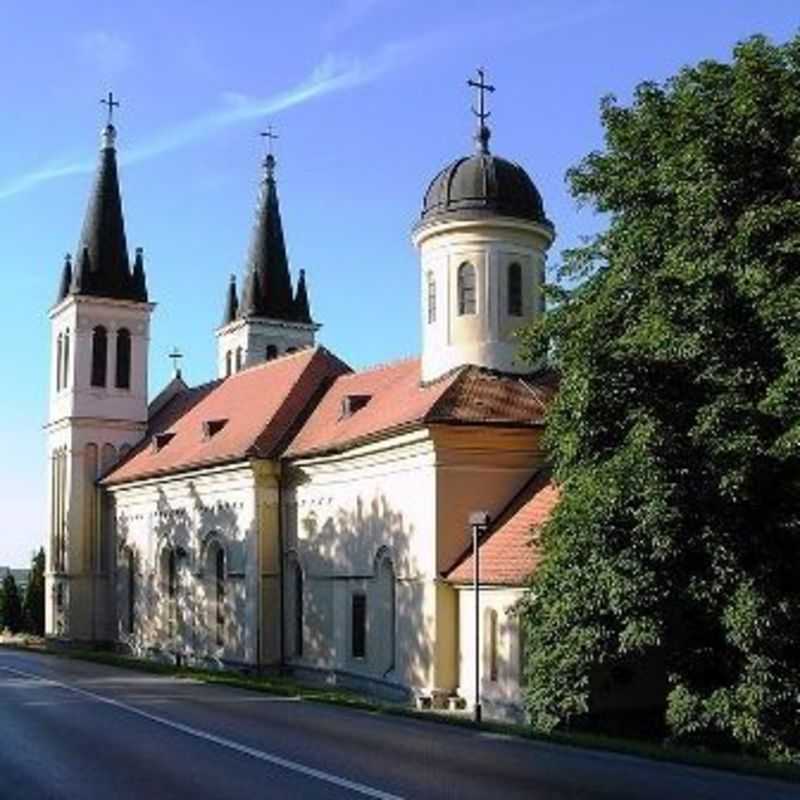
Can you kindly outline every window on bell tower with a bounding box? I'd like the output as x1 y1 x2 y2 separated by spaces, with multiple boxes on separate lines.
115 328 131 389
91 326 108 387
457 262 476 316
235 347 243 372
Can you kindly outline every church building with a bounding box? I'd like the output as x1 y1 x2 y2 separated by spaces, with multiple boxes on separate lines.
45 76 559 720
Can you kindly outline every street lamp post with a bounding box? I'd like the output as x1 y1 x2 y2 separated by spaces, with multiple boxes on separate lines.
469 510 491 724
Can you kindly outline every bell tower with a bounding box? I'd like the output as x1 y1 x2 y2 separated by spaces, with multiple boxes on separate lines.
412 70 555 383
46 96 154 642
216 129 319 378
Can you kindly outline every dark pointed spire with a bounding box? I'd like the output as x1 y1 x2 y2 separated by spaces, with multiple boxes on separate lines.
293 269 312 323
56 254 73 303
241 149 294 320
131 247 148 302
222 274 239 325
73 122 133 299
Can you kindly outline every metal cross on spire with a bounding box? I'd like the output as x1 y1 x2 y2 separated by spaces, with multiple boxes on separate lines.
100 91 120 125
467 68 495 153
260 124 279 155
168 347 183 378
259 125 279 178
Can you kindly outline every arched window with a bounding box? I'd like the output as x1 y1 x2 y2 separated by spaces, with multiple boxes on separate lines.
486 608 499 682
377 554 396 674
56 334 63 392
126 547 136 635
457 263 476 316
266 345 278 361
91 326 108 387
63 329 70 389
115 328 131 389
165 548 178 639
427 272 436 324
508 262 522 317
294 562 303 658
215 547 225 647
225 350 232 377
235 347 243 372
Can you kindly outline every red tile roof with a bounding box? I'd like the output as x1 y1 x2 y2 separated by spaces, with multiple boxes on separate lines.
286 361 554 458
103 347 350 485
445 469 559 586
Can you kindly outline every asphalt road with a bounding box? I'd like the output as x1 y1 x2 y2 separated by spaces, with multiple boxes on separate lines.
0 650 796 800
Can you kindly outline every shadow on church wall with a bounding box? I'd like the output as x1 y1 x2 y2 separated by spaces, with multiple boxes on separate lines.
286 485 435 693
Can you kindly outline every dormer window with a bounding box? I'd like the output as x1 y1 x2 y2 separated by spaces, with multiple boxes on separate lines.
202 419 228 440
340 394 371 419
152 432 176 452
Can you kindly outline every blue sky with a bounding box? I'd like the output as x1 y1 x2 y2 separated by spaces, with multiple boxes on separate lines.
0 1 796 566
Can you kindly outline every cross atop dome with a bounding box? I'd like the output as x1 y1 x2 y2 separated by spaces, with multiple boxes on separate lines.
467 68 495 154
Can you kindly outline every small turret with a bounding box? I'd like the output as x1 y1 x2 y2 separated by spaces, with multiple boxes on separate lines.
293 269 312 324
56 254 73 303
222 274 239 326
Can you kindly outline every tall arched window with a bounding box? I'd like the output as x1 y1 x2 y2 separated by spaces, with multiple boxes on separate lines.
427 272 436 324
377 554 396 674
165 548 178 639
508 262 522 317
235 347 243 372
126 547 136 635
294 562 303 658
63 329 70 389
486 608 499 682
91 326 108 387
266 345 278 361
215 547 225 647
225 350 232 377
457 263 476 316
56 334 63 392
115 328 131 389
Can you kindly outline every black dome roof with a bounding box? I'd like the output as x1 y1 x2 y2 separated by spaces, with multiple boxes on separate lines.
421 152 550 226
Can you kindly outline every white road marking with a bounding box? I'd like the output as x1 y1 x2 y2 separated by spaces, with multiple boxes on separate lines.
0 664 404 800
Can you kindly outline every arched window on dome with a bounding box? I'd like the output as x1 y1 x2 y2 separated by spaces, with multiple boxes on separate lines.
266 345 278 361
508 262 523 317
235 347 243 372
115 328 131 389
91 326 108 387
457 262 476 316
426 272 436 324
225 350 232 377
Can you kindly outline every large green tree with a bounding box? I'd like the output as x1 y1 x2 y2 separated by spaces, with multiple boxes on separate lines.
1 574 23 634
23 548 46 636
519 34 800 762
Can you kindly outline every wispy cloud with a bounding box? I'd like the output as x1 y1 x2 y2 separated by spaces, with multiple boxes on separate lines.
0 52 390 201
76 31 133 77
0 4 614 202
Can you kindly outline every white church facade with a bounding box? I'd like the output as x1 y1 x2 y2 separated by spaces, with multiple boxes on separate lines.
45 79 559 720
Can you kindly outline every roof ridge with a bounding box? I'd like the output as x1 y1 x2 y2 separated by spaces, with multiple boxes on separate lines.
343 354 419 378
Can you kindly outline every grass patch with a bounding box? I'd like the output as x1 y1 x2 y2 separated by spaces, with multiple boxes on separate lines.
2 642 798 784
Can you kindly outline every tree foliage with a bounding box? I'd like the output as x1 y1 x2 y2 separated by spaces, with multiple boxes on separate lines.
519 34 800 761
23 548 45 636
1 574 23 634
